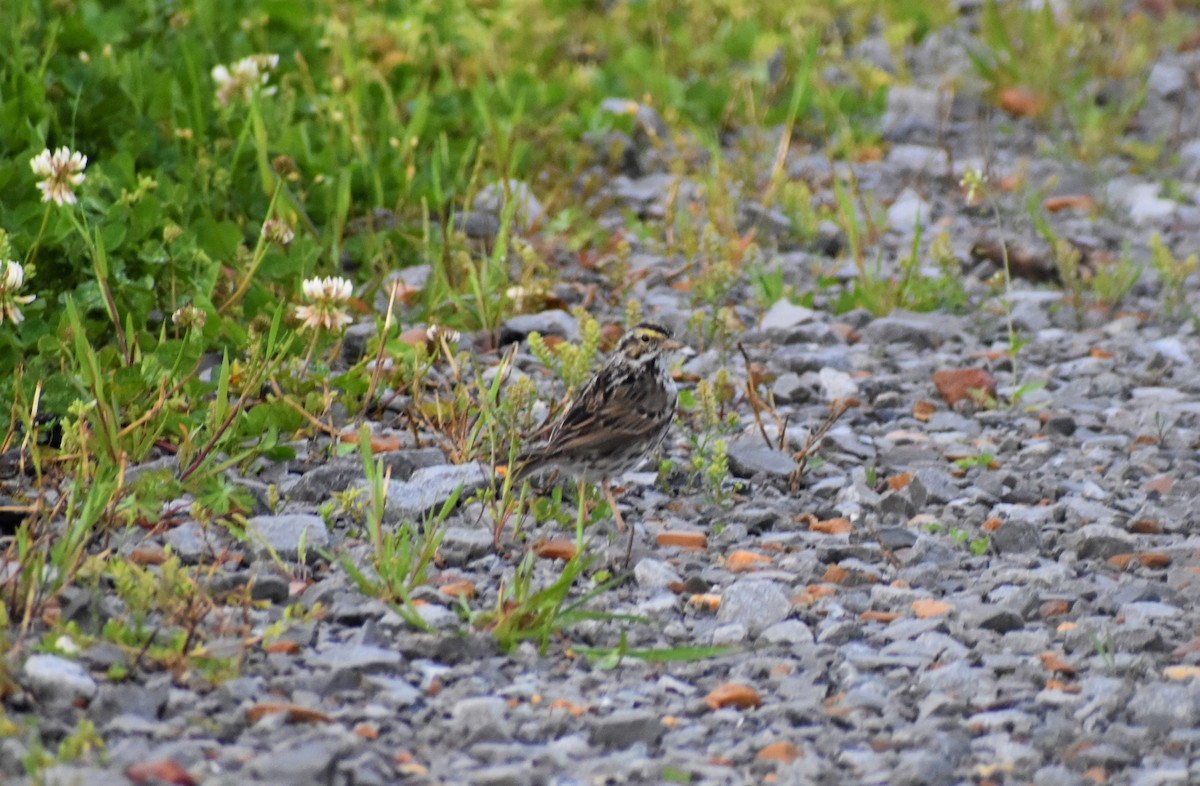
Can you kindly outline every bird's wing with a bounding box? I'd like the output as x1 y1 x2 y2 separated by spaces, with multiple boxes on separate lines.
533 364 674 461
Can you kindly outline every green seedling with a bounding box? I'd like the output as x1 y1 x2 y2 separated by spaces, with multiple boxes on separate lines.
1150 234 1197 318
575 630 737 670
482 550 639 654
953 453 997 470
335 426 454 631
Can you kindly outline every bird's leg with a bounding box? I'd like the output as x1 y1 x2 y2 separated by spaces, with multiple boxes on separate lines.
602 480 626 533
574 477 588 546
601 479 639 568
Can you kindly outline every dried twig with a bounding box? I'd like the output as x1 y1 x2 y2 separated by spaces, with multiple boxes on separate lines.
788 399 855 493
736 342 784 450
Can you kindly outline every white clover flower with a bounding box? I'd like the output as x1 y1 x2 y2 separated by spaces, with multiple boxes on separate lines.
295 275 353 332
0 260 36 325
29 147 87 206
172 304 207 331
261 218 294 247
212 53 279 106
426 324 461 344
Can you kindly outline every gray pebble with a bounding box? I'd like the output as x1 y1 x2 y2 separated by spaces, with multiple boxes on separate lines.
760 619 814 645
717 580 791 636
452 696 513 744
163 519 219 563
22 654 97 704
860 310 964 348
633 558 681 589
726 442 798 479
1129 682 1200 732
286 460 365 503
245 513 329 563
382 462 489 522
1061 523 1136 559
760 299 816 332
440 525 495 565
245 733 350 784
590 709 663 749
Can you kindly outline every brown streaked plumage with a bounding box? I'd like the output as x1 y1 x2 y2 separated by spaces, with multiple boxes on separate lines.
516 322 684 557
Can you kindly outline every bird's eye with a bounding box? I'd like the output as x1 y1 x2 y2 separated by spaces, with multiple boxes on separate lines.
640 334 651 343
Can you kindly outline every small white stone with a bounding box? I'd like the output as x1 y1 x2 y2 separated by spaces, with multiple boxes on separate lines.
760 299 816 331
819 367 859 403
886 188 932 234
23 654 97 703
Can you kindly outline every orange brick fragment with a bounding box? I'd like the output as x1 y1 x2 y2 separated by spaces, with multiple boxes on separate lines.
1043 195 1097 214
726 550 771 572
1039 600 1070 619
911 599 952 618
823 691 849 718
1165 666 1200 680
886 473 911 491
757 741 802 764
130 547 168 566
689 593 721 611
860 611 900 623
998 85 1049 117
371 434 402 452
130 548 167 566
550 698 588 716
394 750 429 777
933 367 997 405
912 400 937 421
246 703 332 724
439 580 476 599
1039 651 1076 676
810 518 852 535
791 591 816 607
705 683 762 711
1107 552 1171 570
822 564 849 584
535 539 577 561
1045 679 1081 693
126 760 195 786
264 640 301 655
656 531 707 549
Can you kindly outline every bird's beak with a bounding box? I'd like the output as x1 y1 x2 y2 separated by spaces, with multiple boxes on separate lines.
664 338 689 354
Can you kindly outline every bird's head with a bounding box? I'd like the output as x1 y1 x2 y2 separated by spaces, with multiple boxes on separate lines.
615 322 685 363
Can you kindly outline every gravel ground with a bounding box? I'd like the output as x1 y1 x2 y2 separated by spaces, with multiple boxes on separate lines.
7 9 1200 786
